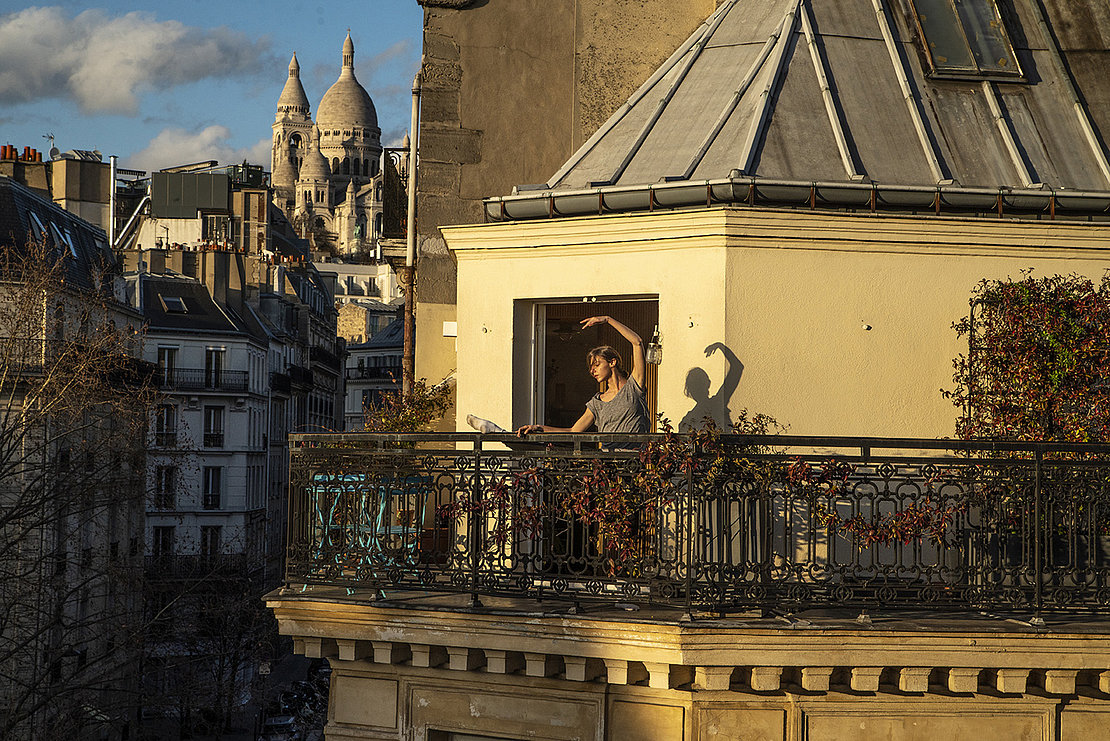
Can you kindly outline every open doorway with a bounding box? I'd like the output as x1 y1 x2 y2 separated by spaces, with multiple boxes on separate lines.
535 299 659 430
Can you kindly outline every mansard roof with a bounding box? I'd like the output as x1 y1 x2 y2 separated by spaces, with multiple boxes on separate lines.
547 0 1110 194
0 175 121 295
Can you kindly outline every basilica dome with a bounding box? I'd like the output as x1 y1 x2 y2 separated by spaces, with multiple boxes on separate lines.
316 33 379 132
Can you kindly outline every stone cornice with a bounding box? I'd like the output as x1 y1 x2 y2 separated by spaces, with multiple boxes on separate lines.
269 594 1110 697
442 206 1110 258
418 0 479 8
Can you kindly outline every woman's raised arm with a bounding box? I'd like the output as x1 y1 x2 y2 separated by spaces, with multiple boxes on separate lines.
580 315 645 387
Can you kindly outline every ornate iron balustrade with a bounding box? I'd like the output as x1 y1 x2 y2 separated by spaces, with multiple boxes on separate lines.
270 371 292 396
157 368 249 392
145 554 259 581
286 434 1110 616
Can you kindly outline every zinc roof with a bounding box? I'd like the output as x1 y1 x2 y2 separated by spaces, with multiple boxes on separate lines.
548 0 1110 193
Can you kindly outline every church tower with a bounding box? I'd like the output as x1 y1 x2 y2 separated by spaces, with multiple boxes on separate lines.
272 53 313 210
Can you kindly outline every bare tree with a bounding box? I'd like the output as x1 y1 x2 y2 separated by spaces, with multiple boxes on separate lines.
0 239 156 741
141 540 276 739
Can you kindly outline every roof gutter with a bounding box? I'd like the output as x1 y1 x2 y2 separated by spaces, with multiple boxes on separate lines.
484 177 1110 222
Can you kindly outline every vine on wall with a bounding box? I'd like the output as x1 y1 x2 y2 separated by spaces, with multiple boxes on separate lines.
946 272 1110 443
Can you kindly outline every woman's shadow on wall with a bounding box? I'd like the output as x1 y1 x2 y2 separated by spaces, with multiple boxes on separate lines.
679 342 744 432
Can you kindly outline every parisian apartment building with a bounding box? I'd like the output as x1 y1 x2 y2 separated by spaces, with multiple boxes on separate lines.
2 148 346 736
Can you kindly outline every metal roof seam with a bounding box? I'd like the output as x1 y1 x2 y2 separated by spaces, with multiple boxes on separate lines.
982 80 1036 187
869 0 948 183
547 1 732 187
1024 0 1110 187
739 0 801 175
800 0 864 181
683 10 791 180
607 0 738 185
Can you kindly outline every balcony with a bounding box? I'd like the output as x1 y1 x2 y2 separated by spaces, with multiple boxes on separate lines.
345 365 400 381
288 365 313 388
145 554 260 580
202 433 224 448
270 371 292 396
286 433 1110 617
153 431 177 447
310 345 342 372
157 368 249 392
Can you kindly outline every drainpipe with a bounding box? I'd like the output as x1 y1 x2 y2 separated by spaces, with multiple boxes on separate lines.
402 71 421 395
109 155 117 247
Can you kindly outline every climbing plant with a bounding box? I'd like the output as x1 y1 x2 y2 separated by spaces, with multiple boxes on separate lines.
946 272 1110 442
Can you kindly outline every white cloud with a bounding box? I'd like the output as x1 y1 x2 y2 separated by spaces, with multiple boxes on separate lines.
359 39 413 84
128 125 270 173
0 7 273 114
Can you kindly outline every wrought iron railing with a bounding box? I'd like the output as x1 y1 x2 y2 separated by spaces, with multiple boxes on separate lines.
270 371 292 396
157 368 249 392
310 345 342 371
145 554 259 580
286 433 1110 617
153 431 177 447
345 366 400 381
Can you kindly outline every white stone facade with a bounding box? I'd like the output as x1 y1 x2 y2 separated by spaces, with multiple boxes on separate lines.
271 34 386 259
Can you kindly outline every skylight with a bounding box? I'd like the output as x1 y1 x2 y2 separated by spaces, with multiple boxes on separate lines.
28 212 49 244
908 0 1022 79
159 295 188 314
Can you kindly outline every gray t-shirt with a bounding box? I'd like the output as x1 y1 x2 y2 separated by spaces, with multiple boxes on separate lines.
586 376 649 433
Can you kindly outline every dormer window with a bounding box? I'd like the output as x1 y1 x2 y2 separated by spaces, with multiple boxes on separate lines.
908 0 1022 79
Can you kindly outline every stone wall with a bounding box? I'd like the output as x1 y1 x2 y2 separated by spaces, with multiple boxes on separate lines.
414 0 717 420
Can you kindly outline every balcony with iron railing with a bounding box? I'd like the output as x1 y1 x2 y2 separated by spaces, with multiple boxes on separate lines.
145 553 260 581
288 365 313 388
310 346 342 372
157 368 249 392
153 431 177 448
270 371 292 396
345 365 401 382
286 433 1110 619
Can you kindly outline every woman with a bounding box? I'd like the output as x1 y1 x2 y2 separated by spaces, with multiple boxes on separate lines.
517 315 649 436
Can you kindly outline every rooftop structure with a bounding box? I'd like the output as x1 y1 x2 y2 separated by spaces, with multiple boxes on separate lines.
486 0 1110 221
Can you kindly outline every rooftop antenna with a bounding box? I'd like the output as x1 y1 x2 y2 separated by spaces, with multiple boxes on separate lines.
43 133 59 160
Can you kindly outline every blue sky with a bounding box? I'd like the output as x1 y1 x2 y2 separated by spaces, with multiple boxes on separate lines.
0 2 424 172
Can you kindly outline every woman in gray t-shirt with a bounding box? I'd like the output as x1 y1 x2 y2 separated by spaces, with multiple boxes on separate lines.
517 315 648 436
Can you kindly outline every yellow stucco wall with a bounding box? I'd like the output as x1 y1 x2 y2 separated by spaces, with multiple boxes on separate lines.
445 207 1110 437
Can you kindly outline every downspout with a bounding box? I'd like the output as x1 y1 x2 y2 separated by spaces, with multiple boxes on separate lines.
109 155 117 247
402 71 421 396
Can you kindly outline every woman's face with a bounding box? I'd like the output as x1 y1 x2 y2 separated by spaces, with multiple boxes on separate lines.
590 356 617 384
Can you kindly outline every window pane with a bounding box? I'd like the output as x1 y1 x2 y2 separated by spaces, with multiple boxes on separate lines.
953 0 1018 74
913 0 975 70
